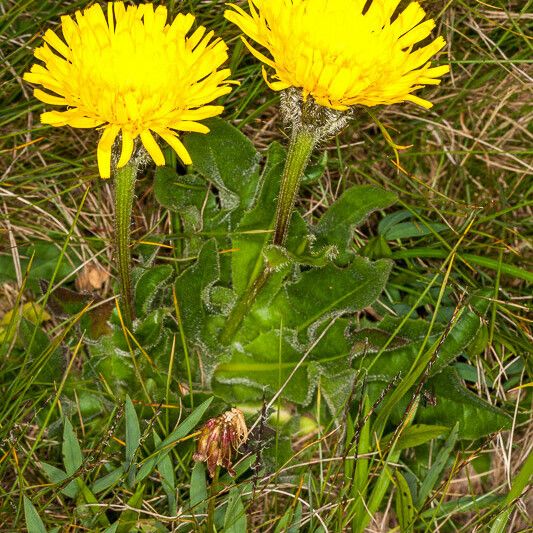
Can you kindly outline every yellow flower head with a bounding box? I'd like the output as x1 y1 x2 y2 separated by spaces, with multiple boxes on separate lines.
225 0 449 111
24 2 233 178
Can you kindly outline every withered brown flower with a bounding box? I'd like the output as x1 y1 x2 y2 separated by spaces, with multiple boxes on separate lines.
193 408 248 477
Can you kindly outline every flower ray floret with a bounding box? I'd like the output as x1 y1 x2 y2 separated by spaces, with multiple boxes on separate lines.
225 0 449 111
25 2 234 178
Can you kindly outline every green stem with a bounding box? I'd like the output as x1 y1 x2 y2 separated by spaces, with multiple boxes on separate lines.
219 268 271 345
273 127 317 246
206 466 220 532
219 127 317 344
114 162 137 326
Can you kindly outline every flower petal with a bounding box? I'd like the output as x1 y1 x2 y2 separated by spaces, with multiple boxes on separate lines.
97 125 120 179
140 130 165 166
157 130 192 165
117 130 134 168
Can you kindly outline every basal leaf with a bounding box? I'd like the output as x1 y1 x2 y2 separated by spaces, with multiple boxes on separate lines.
309 362 357 416
215 320 356 407
418 368 511 439
314 185 397 260
134 265 174 316
275 256 393 337
355 291 492 380
174 240 220 342
215 330 309 404
184 118 260 215
133 309 165 349
153 165 206 213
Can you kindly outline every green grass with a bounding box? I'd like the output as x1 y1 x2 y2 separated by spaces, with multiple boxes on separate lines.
1 0 531 531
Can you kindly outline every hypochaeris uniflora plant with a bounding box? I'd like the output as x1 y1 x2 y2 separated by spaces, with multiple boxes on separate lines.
219 0 450 341
226 0 449 245
24 2 233 324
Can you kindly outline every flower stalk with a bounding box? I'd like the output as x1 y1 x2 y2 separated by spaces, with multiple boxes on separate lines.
273 127 317 246
220 122 317 344
114 162 137 326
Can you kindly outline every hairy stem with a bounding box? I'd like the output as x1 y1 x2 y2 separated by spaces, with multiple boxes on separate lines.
219 127 317 344
206 466 220 532
273 127 317 246
219 268 271 345
114 162 137 326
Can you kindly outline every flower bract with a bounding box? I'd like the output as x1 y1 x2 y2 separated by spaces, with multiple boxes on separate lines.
24 2 233 178
225 0 450 111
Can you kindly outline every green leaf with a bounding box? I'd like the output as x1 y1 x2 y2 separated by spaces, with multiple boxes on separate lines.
174 239 220 341
134 265 174 316
215 329 309 404
314 185 397 259
125 395 140 473
418 368 511 439
40 462 78 498
153 432 176 516
89 335 136 392
190 462 208 515
382 424 449 451
153 165 206 212
215 320 358 407
383 221 448 240
62 418 83 477
184 117 260 215
23 496 47 533
379 210 447 240
231 142 285 295
136 397 213 483
116 483 144 533
417 423 459 506
274 256 393 337
378 210 413 235
356 291 492 382
133 309 165 349
394 471 415 533
309 363 357 416
92 466 125 494
76 478 110 527
224 487 247 533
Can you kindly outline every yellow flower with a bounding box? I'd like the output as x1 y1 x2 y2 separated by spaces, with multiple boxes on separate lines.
24 2 233 178
225 0 449 111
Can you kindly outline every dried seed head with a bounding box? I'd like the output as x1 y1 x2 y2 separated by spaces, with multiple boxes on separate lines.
193 408 248 477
